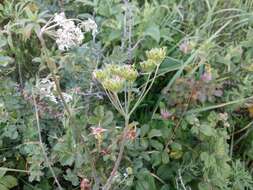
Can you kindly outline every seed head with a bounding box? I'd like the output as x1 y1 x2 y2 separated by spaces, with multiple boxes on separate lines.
117 65 138 82
140 59 157 73
93 69 107 82
146 47 166 63
102 76 125 92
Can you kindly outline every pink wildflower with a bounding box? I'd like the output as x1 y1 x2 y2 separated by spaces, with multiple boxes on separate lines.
160 108 172 120
201 72 212 82
91 127 107 136
126 128 137 140
179 41 190 54
80 178 91 190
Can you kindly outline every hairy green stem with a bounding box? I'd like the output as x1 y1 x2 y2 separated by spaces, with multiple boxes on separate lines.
37 33 72 117
32 89 63 190
129 65 159 116
102 116 129 190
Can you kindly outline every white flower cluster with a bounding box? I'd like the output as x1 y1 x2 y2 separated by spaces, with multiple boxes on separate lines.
82 18 98 37
53 12 98 51
53 12 84 51
38 78 73 104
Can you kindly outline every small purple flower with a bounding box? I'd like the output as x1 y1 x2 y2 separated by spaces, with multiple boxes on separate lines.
179 41 190 54
214 90 223 97
160 109 172 120
91 127 107 136
201 72 212 82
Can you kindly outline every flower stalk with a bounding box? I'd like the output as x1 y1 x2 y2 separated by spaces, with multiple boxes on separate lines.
96 48 166 190
37 33 72 116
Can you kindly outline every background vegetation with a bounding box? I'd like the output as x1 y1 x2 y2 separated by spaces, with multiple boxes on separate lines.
1 0 253 189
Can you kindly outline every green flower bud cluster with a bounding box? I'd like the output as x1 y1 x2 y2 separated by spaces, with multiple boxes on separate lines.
93 69 108 81
93 64 138 92
102 76 125 92
140 59 156 73
140 47 167 73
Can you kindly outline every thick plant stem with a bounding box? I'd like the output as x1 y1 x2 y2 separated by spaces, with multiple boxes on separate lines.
58 0 64 11
32 90 63 190
51 72 72 116
37 33 71 116
102 116 129 190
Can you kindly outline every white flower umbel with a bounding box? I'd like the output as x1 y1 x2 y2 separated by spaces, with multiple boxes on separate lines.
37 78 73 104
53 12 66 26
41 12 98 51
38 78 58 103
82 18 98 37
53 13 84 51
62 92 73 103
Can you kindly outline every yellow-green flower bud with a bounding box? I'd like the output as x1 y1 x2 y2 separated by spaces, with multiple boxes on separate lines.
120 65 138 82
126 167 133 175
93 69 107 82
126 68 138 82
146 47 166 64
102 76 125 92
106 64 120 75
140 59 156 73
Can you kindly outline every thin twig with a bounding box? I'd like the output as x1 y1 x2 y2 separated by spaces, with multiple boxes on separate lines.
231 120 253 135
150 172 166 185
121 0 127 50
58 0 64 11
37 33 72 116
129 65 159 116
178 169 188 190
32 89 63 190
102 116 129 190
130 37 144 51
105 90 125 116
166 85 195 148
230 124 234 158
0 167 30 173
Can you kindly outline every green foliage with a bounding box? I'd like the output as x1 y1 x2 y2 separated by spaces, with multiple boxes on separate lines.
1 0 253 189
0 170 17 190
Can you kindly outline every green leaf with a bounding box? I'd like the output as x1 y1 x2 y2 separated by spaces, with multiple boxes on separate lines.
94 105 104 117
151 151 161 167
157 165 171 180
191 126 199 135
160 28 173 42
3 125 18 140
141 124 150 137
63 169 79 186
148 129 162 139
185 114 199 125
0 56 14 67
150 140 164 151
98 1 111 17
198 181 213 190
0 36 7 48
102 111 114 126
143 24 160 43
76 0 97 7
170 142 182 151
158 57 182 75
161 185 170 190
136 172 157 190
0 184 8 190
141 152 150 161
200 152 216 168
161 127 172 139
162 151 170 164
0 170 6 178
0 175 18 189
140 139 149 149
22 23 35 41
199 123 215 137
